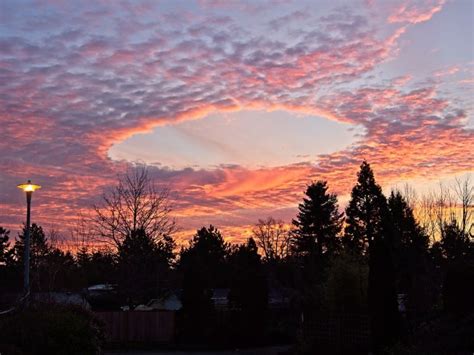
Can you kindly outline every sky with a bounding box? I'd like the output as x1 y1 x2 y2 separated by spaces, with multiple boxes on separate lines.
0 0 473 245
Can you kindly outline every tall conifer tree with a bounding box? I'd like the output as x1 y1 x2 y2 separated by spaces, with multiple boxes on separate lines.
291 180 343 260
344 162 399 350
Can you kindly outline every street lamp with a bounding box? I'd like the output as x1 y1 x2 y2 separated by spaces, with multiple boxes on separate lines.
17 180 41 297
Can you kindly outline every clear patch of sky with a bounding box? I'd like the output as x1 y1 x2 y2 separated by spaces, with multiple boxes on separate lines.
383 0 473 76
109 110 362 169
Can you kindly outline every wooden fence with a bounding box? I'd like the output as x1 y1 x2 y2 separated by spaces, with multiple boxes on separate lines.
305 312 371 352
95 310 175 343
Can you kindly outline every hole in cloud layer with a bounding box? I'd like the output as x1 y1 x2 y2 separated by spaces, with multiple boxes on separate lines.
108 110 361 169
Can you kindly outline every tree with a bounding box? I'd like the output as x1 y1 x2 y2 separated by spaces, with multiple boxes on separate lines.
178 225 230 343
343 162 388 255
440 219 470 262
93 166 175 249
83 250 117 286
344 162 399 350
228 238 268 345
118 228 164 306
0 227 12 266
252 217 290 262
291 181 344 260
290 181 344 324
453 176 473 236
13 224 50 266
11 224 81 292
388 191 431 316
322 252 368 313
43 248 77 291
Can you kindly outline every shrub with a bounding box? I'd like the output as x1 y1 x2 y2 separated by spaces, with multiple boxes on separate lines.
0 303 104 355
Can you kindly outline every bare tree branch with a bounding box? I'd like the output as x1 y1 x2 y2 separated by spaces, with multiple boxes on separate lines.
252 217 290 261
92 166 176 250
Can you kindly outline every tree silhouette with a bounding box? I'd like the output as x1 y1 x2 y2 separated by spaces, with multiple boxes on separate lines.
13 224 50 266
344 162 399 350
228 238 267 345
178 225 230 343
440 219 470 262
118 228 171 306
10 224 80 292
93 166 175 249
292 181 343 260
0 227 11 266
253 217 290 262
388 191 431 317
81 249 117 287
343 163 388 255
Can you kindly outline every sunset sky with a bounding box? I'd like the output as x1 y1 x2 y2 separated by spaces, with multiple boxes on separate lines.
0 0 473 245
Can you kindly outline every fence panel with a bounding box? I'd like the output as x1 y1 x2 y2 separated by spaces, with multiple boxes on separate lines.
95 310 175 343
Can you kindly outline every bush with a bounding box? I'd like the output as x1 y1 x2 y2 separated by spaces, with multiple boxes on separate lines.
322 253 368 313
0 303 104 355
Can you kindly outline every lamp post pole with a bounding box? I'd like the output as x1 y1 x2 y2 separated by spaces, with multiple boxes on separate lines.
17 180 41 297
24 190 32 295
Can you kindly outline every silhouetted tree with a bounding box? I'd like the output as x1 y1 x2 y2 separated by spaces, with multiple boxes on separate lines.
93 166 176 249
228 238 268 345
0 227 12 266
79 249 118 287
13 224 50 266
389 191 432 317
0 226 15 292
12 224 51 291
343 164 388 255
292 181 343 260
322 252 368 313
440 219 470 262
253 217 290 262
453 176 473 236
344 162 400 350
117 228 175 306
178 225 230 343
290 181 344 323
43 248 77 291
155 234 176 267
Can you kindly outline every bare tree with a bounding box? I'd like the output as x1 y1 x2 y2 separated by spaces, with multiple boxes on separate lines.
401 183 418 210
453 175 473 236
252 217 290 261
415 176 473 243
93 166 176 249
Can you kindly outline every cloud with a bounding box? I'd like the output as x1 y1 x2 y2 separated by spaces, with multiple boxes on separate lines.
0 0 471 245
388 0 445 24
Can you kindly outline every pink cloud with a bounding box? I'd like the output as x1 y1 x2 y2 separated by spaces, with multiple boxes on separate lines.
0 1 471 245
388 0 445 24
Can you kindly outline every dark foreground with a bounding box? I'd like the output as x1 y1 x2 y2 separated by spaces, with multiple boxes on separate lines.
105 345 291 355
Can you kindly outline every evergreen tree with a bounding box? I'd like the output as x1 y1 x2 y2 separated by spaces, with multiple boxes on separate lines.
13 224 50 266
344 162 399 350
343 163 388 255
0 227 12 266
290 181 344 324
43 248 77 291
156 234 176 267
178 225 230 343
0 226 15 292
388 191 431 316
292 180 343 259
228 238 267 345
86 250 117 286
12 224 51 291
440 219 470 262
118 228 174 306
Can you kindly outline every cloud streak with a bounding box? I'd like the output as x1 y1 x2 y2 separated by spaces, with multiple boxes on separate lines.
0 0 472 243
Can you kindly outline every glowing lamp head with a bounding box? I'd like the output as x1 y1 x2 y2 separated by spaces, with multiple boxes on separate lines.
17 180 41 193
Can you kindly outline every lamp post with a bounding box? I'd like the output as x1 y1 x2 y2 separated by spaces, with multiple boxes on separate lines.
17 180 41 297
